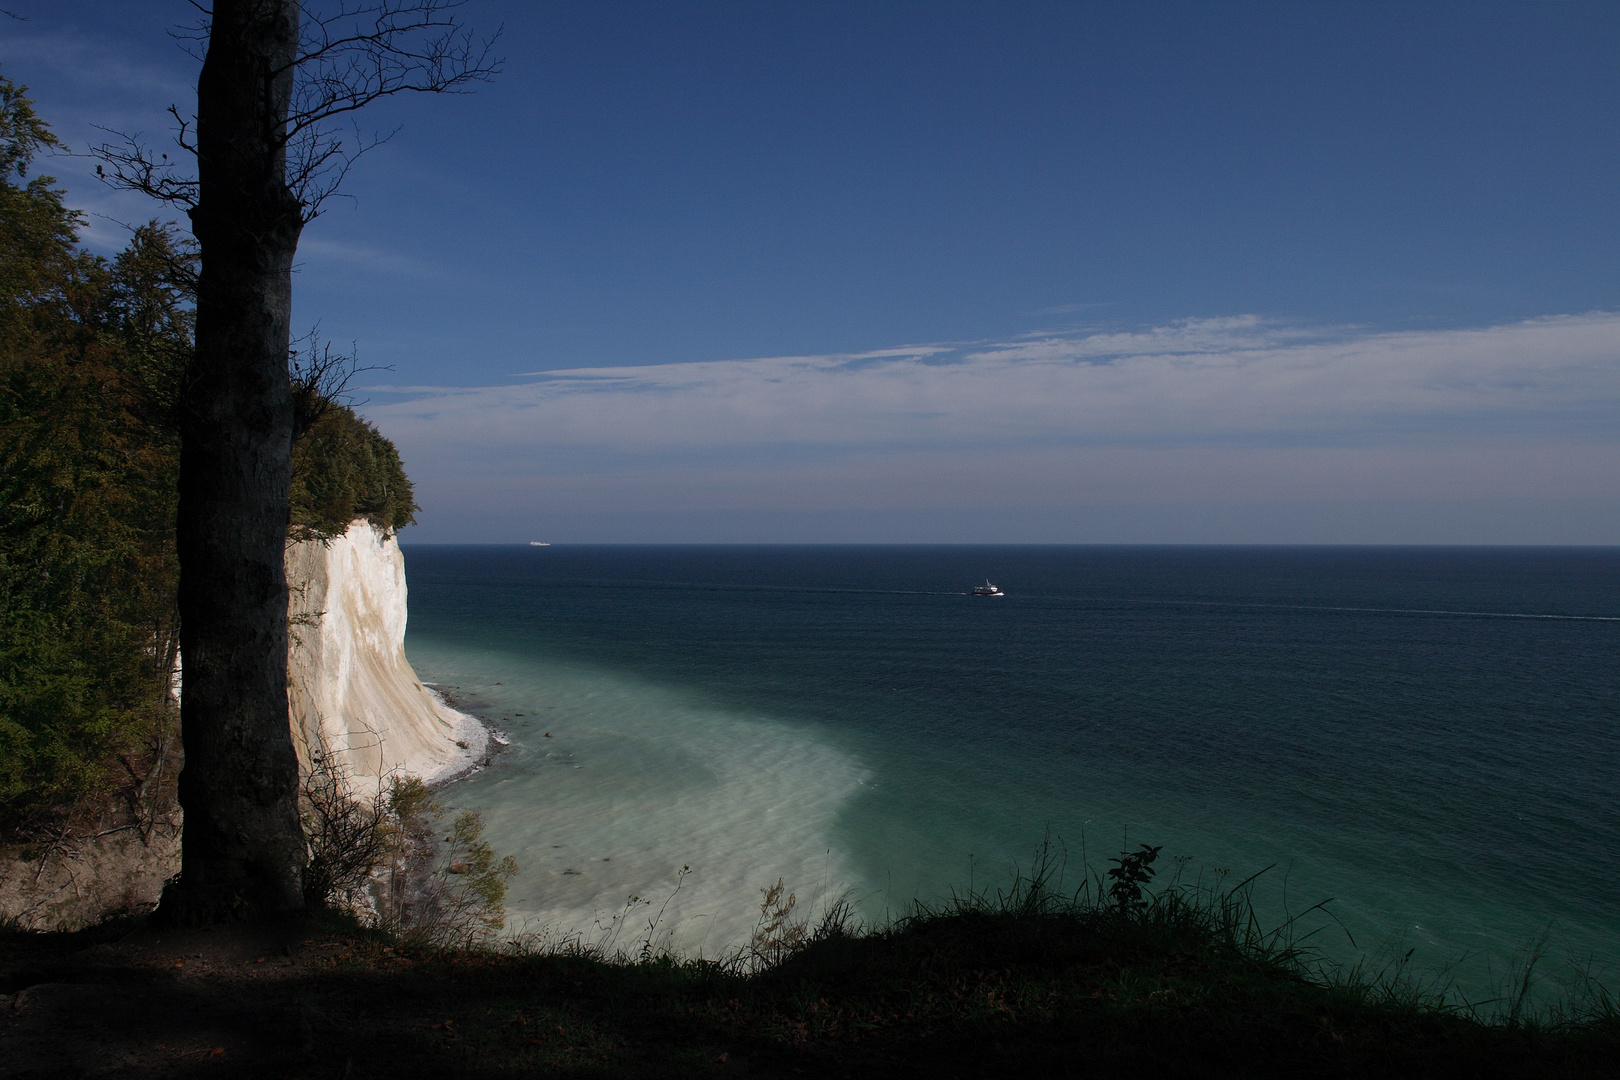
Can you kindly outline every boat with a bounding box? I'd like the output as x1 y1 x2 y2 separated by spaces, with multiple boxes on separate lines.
971 580 1004 597
529 541 550 547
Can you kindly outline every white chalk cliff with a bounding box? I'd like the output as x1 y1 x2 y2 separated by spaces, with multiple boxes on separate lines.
286 520 485 787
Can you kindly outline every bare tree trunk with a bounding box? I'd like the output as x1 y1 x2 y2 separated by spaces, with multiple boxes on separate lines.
163 0 306 921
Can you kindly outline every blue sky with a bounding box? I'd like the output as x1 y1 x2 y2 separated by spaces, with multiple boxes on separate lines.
4 1 1618 542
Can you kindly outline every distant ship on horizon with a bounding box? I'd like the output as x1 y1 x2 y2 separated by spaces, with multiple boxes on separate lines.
529 541 550 547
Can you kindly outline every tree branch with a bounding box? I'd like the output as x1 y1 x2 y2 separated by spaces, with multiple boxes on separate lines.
90 109 201 210
93 0 502 221
290 327 384 440
284 1 502 216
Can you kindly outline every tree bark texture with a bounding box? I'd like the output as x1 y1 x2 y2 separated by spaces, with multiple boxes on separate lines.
167 0 306 920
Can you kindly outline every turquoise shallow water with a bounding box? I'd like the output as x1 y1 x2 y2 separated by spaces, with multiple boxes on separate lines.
401 545 1620 998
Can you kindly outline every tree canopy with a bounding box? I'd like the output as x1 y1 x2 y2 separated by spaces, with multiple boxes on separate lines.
291 404 417 542
0 69 417 832
0 73 187 827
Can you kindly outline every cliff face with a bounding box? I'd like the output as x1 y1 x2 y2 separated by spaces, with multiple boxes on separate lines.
286 521 485 788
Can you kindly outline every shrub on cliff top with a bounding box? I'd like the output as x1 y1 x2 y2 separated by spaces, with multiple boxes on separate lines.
290 403 418 542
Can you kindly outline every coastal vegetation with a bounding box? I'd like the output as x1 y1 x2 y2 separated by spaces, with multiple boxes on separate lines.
0 75 188 832
3 840 1616 1076
290 405 418 542
0 71 414 846
300 764 514 948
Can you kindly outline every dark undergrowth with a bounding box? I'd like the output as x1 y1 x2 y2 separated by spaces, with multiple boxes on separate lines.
3 843 1616 1078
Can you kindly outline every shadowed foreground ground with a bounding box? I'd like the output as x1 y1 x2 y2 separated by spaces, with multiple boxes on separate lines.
3 907 1616 1079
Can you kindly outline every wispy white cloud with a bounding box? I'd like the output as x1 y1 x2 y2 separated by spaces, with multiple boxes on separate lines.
361 312 1620 537
369 312 1620 454
295 236 442 281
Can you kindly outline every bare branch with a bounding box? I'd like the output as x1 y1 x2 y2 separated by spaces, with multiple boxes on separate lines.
94 0 501 221
284 117 401 219
89 112 201 209
290 327 385 440
168 3 212 62
284 0 502 216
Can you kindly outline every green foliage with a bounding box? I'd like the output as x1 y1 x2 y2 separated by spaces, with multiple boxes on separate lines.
0 72 77 345
0 73 420 829
374 776 516 948
0 73 58 181
1106 842 1161 914
443 808 519 934
302 767 516 949
0 70 185 828
290 403 418 541
386 774 437 832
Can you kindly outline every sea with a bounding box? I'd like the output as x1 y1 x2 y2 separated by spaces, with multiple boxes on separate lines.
400 545 1619 1004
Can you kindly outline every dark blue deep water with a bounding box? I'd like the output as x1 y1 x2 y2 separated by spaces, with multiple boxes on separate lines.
402 545 1619 997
